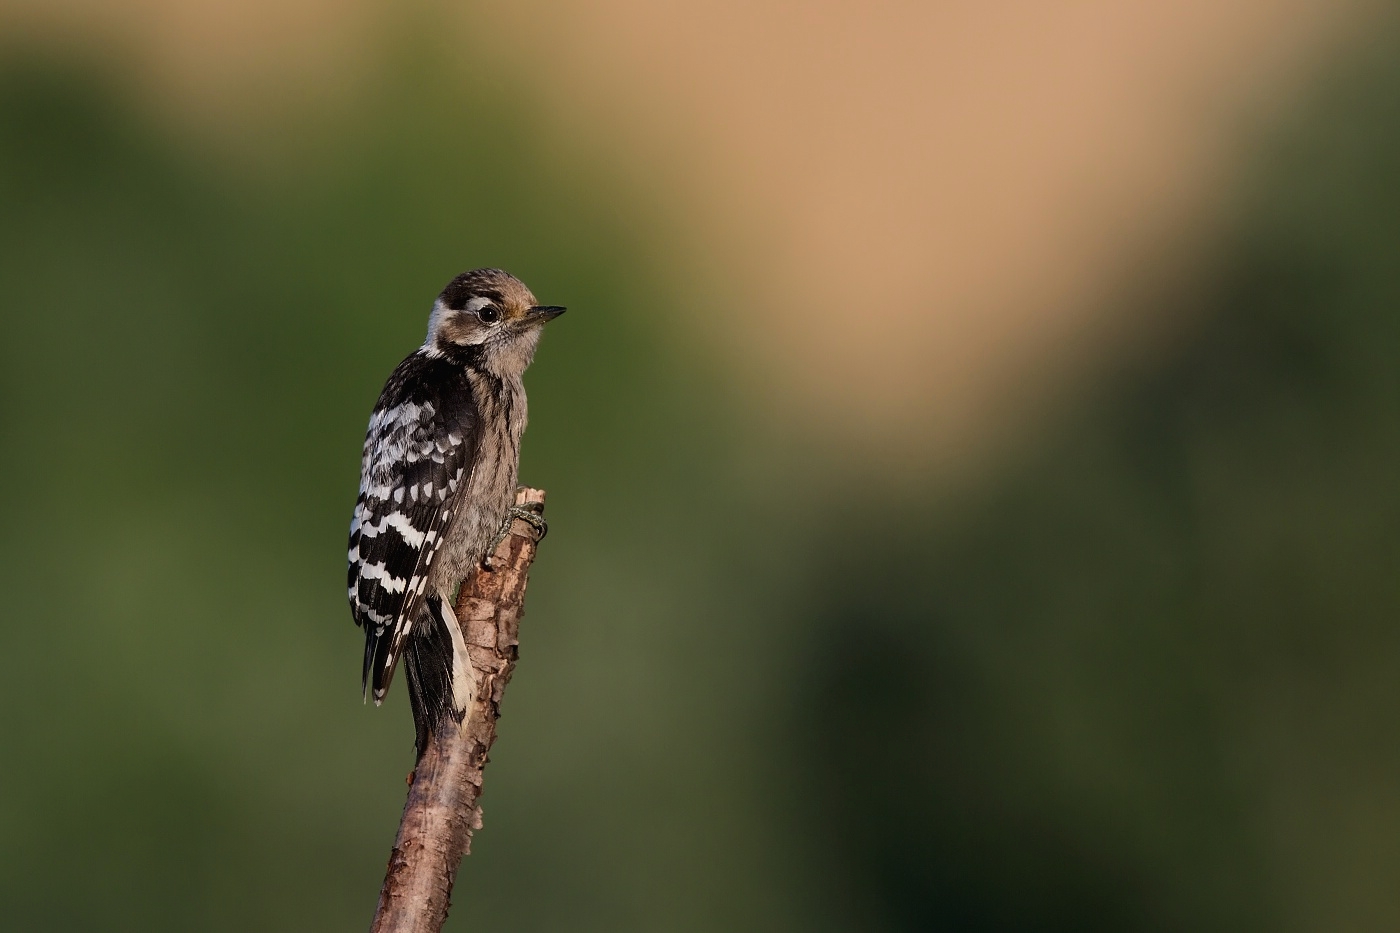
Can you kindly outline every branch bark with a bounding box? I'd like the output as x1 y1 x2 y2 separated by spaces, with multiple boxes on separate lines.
369 486 547 933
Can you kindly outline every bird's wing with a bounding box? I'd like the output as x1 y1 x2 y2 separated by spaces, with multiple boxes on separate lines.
348 354 477 703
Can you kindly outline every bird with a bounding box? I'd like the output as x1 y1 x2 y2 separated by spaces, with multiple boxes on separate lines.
347 268 564 754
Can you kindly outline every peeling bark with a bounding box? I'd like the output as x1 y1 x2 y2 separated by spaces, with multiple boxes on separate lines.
369 487 546 933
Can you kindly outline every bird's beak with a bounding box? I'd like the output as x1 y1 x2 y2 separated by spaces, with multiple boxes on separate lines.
526 305 567 324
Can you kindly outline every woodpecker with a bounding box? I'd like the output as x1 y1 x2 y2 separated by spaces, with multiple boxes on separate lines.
348 268 564 753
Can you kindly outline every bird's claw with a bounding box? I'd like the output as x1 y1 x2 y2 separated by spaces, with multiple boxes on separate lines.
483 502 547 569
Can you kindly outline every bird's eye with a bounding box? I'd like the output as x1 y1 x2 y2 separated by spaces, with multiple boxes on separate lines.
476 306 501 324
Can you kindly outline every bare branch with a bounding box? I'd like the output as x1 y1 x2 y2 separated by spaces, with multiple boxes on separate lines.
369 487 547 933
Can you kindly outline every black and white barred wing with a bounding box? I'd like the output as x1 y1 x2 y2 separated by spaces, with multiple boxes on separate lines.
348 376 475 704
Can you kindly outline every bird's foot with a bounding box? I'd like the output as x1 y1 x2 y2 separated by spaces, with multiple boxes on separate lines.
483 501 547 569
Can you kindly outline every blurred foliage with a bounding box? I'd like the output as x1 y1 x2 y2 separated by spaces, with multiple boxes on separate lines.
3 17 1400 933
775 38 1400 933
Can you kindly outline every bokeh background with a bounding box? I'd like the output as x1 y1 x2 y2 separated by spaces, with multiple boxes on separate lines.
3 1 1400 929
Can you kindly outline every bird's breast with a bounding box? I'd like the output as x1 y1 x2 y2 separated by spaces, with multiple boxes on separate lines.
427 374 528 591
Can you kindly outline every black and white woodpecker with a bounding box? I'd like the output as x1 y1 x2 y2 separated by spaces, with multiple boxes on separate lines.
347 268 564 752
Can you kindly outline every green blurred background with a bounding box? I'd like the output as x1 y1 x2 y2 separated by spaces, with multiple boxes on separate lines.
4 5 1400 931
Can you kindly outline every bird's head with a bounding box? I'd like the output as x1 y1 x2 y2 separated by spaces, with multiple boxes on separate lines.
424 268 566 374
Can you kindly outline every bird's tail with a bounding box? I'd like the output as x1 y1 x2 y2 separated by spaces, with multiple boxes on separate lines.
403 595 477 758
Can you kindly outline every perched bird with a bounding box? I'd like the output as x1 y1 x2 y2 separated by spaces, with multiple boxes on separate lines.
347 268 564 752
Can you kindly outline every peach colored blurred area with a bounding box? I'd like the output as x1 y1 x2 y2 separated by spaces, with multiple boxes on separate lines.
1 0 1378 454
479 1 1377 456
